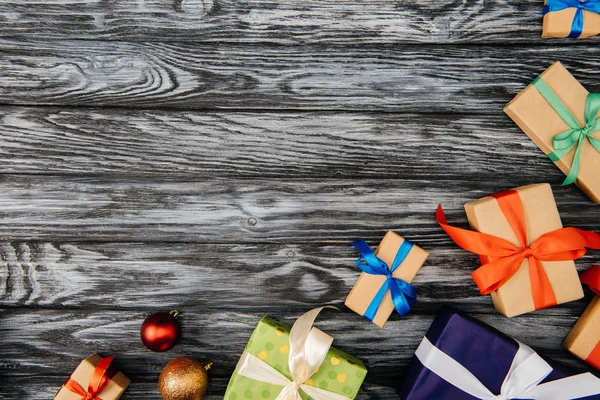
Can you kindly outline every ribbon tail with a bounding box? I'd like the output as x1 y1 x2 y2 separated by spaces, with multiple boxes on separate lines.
561 135 585 185
388 278 416 317
471 253 526 295
236 351 293 387
526 373 600 399
64 378 88 398
528 257 558 310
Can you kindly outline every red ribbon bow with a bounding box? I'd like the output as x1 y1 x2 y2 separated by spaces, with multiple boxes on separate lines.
64 356 114 400
436 190 600 310
581 266 600 296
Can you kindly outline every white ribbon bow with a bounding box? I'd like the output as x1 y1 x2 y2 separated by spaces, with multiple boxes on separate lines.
415 336 600 399
235 307 352 400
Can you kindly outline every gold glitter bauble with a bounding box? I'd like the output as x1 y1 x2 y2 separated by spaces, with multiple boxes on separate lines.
158 358 212 400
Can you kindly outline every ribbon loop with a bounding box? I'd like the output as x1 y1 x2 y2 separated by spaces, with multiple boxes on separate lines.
351 239 417 320
236 308 353 400
531 77 600 186
415 336 600 399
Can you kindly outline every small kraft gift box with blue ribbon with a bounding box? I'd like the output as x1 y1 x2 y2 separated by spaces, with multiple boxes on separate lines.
345 231 429 328
398 309 600 400
542 0 600 38
505 62 600 204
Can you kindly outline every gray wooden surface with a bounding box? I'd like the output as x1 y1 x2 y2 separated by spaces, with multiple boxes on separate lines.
1 1 600 399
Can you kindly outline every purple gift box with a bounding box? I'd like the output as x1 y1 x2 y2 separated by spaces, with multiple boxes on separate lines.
398 310 600 399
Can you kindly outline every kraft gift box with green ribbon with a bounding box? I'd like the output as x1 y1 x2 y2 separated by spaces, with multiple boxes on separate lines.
224 308 367 400
505 61 600 203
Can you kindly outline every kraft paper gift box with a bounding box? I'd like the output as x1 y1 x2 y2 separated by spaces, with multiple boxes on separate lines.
224 308 367 400
564 266 600 370
398 309 600 399
437 183 592 318
55 354 130 400
542 0 600 38
345 231 429 328
504 62 600 203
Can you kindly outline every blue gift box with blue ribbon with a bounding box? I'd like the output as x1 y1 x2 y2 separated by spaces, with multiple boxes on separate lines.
345 231 428 328
399 309 600 399
542 0 600 38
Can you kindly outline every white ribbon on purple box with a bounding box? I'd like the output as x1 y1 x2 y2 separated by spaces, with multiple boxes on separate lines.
415 336 600 399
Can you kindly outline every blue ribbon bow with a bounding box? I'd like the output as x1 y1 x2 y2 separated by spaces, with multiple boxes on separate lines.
543 0 600 38
351 239 417 322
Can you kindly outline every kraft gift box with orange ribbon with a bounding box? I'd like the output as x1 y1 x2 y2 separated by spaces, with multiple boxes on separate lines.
437 183 600 317
224 307 367 400
564 266 600 370
542 0 600 38
55 354 130 400
504 62 600 203
345 231 429 328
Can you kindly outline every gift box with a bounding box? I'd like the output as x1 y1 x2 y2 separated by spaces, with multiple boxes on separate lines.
55 354 130 400
345 231 429 328
542 0 600 38
398 309 600 399
564 266 600 370
504 62 600 203
436 183 600 317
224 308 367 400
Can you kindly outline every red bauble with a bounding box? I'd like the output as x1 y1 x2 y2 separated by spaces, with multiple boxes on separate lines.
140 310 180 352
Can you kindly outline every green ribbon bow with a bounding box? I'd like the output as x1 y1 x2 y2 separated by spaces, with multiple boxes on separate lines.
532 77 600 185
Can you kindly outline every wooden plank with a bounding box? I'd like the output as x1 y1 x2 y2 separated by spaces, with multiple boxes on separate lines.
2 40 600 111
0 107 555 178
0 176 598 242
0 241 489 308
0 307 596 400
0 0 554 44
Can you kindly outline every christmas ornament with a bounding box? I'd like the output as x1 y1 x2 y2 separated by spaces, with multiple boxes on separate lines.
140 310 180 352
158 357 212 400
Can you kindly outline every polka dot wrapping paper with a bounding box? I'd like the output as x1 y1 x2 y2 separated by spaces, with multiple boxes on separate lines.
224 316 367 400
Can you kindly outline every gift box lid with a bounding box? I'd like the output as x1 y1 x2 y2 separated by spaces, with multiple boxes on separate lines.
398 309 600 400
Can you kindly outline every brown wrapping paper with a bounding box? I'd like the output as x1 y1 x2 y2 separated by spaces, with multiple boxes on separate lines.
55 354 130 400
542 2 600 38
563 296 600 368
464 183 583 317
345 231 428 328
504 62 600 204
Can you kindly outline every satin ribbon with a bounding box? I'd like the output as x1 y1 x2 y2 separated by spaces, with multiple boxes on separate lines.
436 190 600 310
531 77 600 186
580 266 600 369
235 307 353 400
543 0 600 38
415 336 600 399
64 356 114 400
351 239 417 320
581 265 600 296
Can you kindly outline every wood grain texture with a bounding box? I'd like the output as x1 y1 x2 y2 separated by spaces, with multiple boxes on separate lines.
0 175 598 243
0 0 563 44
0 306 598 400
0 107 558 178
2 40 600 111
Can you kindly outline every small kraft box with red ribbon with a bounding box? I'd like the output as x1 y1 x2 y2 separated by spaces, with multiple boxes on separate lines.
564 266 600 371
55 354 130 400
437 183 600 317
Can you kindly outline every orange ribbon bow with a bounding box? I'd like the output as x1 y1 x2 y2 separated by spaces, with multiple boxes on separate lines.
581 266 600 370
64 356 114 400
436 189 600 310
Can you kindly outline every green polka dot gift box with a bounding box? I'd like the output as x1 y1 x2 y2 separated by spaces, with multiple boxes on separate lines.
224 315 367 400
